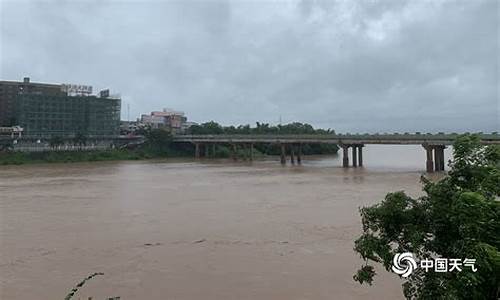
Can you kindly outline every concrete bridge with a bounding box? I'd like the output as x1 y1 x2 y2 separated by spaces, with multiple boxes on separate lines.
173 133 500 172
2 133 498 172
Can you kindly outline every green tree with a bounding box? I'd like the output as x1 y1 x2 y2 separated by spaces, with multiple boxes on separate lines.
189 121 224 134
187 121 334 136
144 128 172 153
353 134 500 299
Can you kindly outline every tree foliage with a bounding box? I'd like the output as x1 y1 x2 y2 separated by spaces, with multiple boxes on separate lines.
353 134 500 299
188 121 334 135
144 128 172 153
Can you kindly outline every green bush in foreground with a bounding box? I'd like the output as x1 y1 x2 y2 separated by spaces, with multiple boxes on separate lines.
353 134 500 299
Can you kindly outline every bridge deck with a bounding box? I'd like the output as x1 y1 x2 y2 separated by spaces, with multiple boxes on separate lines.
2 134 499 146
173 134 500 145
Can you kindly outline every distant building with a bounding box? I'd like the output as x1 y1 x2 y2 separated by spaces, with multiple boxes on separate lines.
14 93 121 138
0 77 64 126
140 108 188 133
0 77 121 138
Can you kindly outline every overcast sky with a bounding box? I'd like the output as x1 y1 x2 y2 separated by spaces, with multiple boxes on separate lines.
0 0 498 133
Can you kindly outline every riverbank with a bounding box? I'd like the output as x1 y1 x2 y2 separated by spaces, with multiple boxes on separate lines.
0 149 151 165
0 143 338 165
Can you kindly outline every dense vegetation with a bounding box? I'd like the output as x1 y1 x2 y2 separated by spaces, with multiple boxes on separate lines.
353 134 500 299
148 124 338 157
0 129 183 165
185 121 339 157
0 123 339 165
188 121 334 135
0 149 149 165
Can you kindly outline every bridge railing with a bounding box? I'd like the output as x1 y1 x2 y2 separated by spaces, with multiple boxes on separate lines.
174 133 500 141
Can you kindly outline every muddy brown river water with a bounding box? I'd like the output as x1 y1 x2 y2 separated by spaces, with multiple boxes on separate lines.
0 145 451 299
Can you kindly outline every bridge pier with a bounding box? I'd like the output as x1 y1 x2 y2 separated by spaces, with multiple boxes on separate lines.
358 145 364 167
241 144 247 161
297 144 302 164
243 143 251 161
341 144 364 168
342 145 349 168
434 145 445 171
232 144 238 161
352 145 357 167
212 144 216 157
249 143 254 161
204 144 209 158
433 147 441 172
280 144 286 165
423 145 434 172
439 146 445 171
195 143 200 159
422 144 445 172
434 147 440 172
290 145 295 164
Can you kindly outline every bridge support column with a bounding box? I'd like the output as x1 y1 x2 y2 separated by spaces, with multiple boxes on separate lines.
212 144 216 157
358 145 364 167
423 145 434 173
232 144 237 161
244 144 250 161
195 143 200 159
290 145 295 164
433 145 445 171
434 147 440 172
249 143 254 161
204 144 209 158
241 144 247 161
440 146 446 171
352 145 358 167
280 144 286 165
342 145 349 168
433 146 443 172
297 144 302 164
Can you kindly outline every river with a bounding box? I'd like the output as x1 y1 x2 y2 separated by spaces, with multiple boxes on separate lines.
0 145 451 299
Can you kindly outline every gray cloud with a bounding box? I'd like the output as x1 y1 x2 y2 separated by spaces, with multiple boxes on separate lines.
1 0 498 132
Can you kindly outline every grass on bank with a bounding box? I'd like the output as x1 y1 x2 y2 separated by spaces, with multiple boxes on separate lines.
0 149 148 165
